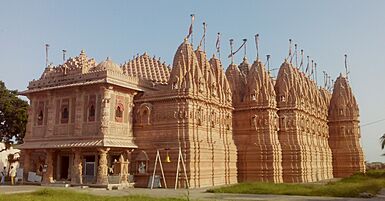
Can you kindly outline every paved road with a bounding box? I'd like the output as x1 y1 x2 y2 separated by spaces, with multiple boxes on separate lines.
0 185 384 201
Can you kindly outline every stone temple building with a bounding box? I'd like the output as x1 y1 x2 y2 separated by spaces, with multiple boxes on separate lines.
18 37 365 188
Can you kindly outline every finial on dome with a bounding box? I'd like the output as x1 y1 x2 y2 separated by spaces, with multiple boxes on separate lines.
106 57 111 61
80 49 85 55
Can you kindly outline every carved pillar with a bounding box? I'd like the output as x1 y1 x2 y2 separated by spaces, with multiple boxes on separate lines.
25 97 33 139
100 86 112 136
71 149 83 184
119 154 126 183
121 149 133 183
96 148 110 185
42 149 54 184
45 92 55 137
23 150 31 181
74 89 84 136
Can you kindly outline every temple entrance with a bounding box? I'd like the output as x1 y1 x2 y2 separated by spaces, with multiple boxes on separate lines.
83 155 96 183
60 156 69 180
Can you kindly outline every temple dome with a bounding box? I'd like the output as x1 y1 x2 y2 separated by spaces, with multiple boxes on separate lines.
93 57 123 73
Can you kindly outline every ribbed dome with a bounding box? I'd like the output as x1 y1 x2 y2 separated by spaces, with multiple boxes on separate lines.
93 57 123 73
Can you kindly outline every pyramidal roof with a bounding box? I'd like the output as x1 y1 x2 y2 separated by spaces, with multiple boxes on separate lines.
122 52 171 84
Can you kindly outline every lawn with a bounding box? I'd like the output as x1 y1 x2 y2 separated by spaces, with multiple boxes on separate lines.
207 170 385 198
0 188 186 201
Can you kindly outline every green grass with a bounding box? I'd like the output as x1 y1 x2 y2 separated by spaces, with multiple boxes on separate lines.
0 188 186 201
207 170 385 197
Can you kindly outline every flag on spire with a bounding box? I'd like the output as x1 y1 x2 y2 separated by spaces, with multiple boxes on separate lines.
344 54 350 80
305 56 310 74
300 49 304 70
45 43 50 68
255 34 259 60
198 22 207 50
216 32 221 59
310 60 314 77
187 14 195 39
288 39 292 61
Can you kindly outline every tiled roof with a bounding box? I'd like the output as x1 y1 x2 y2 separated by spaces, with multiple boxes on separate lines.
122 52 170 84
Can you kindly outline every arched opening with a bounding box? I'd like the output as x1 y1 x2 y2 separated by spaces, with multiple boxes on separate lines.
88 104 95 121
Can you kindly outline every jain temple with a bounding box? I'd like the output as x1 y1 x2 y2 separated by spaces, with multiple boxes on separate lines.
18 36 365 188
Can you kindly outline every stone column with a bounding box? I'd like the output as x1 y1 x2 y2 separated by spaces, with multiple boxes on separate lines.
45 92 55 137
42 149 54 184
71 148 83 184
96 148 110 185
74 89 84 136
99 86 112 136
22 150 31 181
120 149 133 183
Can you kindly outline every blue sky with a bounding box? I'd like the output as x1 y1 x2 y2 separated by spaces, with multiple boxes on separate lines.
1 0 385 162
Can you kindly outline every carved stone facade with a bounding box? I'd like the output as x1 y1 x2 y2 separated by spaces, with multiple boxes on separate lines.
274 61 333 182
226 58 282 183
18 36 365 187
133 42 237 188
328 75 365 177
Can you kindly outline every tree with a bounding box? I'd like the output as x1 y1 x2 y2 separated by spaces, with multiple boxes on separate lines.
0 80 28 143
380 133 385 155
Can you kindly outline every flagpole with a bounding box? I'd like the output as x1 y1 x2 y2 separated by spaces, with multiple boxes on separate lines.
229 39 234 64
305 56 310 75
216 32 221 60
314 62 317 85
203 22 206 51
45 44 49 68
190 14 195 46
294 44 298 68
255 34 259 61
300 50 304 71
288 39 292 62
243 39 247 58
62 49 66 62
344 54 349 80
311 60 314 80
